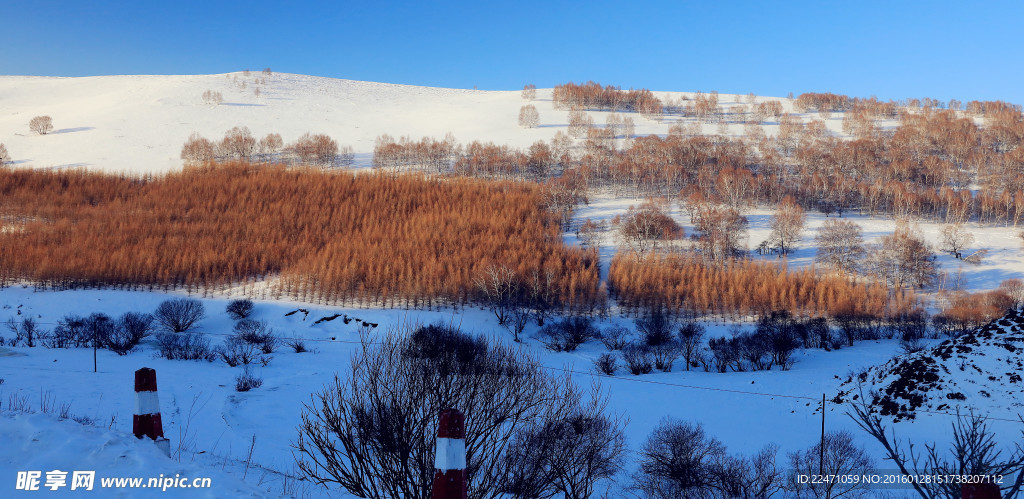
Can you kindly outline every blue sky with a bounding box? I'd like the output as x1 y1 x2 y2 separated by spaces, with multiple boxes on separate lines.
3 0 1022 104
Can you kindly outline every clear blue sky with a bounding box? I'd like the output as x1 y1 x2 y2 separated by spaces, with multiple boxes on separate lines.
3 0 1022 104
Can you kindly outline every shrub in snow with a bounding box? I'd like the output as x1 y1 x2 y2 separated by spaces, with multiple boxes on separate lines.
598 325 631 351
233 319 277 353
225 299 255 320
594 353 617 375
29 115 53 135
636 308 676 347
286 338 307 353
218 335 263 367
154 298 205 333
235 367 263 392
538 316 597 352
106 312 154 355
295 322 626 498
622 344 653 375
677 321 705 371
651 342 681 372
708 336 740 373
155 332 215 361
46 315 87 348
6 317 47 348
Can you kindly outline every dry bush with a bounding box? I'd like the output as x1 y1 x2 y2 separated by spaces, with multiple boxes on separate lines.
180 132 217 164
0 165 600 311
291 133 338 166
262 68 272 76
29 116 53 135
518 105 540 128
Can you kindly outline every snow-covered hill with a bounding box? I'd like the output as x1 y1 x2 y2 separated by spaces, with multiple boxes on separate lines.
0 72 807 174
834 309 1024 422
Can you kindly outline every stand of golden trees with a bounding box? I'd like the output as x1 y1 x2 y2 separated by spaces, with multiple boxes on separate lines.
0 163 599 310
609 251 920 320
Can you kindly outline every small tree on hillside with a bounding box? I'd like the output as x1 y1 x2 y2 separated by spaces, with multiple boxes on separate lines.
180 133 217 165
939 223 974 258
292 133 338 166
219 126 257 161
521 83 537 101
154 298 205 333
257 132 283 158
767 196 806 255
519 105 540 128
29 116 54 135
815 219 865 276
614 200 682 255
202 89 224 106
867 224 938 289
0 143 10 166
567 109 592 138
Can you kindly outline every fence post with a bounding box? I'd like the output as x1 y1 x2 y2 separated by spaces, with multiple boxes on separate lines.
133 368 170 456
961 483 1001 499
432 408 467 499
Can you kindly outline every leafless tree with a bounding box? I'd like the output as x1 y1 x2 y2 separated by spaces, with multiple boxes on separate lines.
0 143 10 166
29 116 53 135
475 264 520 325
691 202 748 262
578 218 607 251
787 431 875 498
613 200 683 254
939 223 974 258
180 132 217 165
768 197 806 255
337 145 355 168
521 84 537 101
632 418 784 499
219 126 257 161
567 109 592 139
257 132 283 158
847 391 1024 499
677 322 705 371
295 324 626 499
866 224 938 289
519 105 540 128
262 67 272 77
153 298 205 333
202 90 223 106
291 133 338 166
814 219 865 276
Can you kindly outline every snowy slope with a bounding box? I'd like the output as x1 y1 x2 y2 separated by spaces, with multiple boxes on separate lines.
0 73 796 174
0 413 266 497
834 309 1024 422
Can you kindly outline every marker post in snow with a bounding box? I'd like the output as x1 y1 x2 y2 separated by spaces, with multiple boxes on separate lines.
133 368 171 457
432 408 467 499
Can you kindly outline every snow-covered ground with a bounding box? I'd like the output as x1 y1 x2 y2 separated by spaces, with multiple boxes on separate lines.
1 287 1020 496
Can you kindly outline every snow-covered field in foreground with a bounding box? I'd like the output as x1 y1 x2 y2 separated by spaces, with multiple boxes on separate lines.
2 287 1022 497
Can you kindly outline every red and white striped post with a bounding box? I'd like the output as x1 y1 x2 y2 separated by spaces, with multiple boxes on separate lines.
133 367 170 456
432 408 467 499
962 483 1001 499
